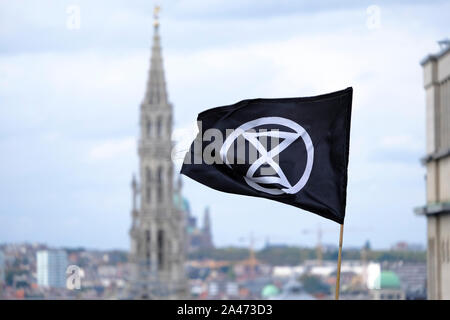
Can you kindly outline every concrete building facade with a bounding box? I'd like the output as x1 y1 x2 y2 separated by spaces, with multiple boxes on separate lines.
416 42 450 300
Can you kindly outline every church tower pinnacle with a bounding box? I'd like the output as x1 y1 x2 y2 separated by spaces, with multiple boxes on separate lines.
128 6 187 299
202 207 214 249
144 6 168 107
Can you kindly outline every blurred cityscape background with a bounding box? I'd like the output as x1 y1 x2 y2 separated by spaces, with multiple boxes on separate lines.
0 1 449 299
0 238 428 299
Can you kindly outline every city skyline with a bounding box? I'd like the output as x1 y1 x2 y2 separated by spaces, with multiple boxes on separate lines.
1 1 450 250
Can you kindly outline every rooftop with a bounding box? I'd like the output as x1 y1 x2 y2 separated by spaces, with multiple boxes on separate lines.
420 39 450 65
374 271 401 290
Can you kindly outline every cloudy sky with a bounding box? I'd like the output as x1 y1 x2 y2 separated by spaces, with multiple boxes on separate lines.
1 0 449 250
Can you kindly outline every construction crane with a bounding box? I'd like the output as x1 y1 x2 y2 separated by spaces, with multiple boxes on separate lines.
301 225 330 266
238 233 264 279
301 225 371 266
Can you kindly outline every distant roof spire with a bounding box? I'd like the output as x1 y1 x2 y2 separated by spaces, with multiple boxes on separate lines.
143 5 168 105
203 207 211 233
131 174 138 211
153 5 160 30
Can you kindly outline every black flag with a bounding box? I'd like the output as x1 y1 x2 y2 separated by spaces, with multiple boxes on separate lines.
181 87 353 224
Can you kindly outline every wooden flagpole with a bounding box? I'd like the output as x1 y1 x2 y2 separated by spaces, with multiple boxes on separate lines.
335 223 344 300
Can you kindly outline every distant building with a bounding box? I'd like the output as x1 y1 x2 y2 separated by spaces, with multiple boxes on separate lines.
391 241 424 252
0 250 5 285
271 278 315 300
177 194 214 253
301 260 381 290
36 250 68 288
188 207 214 252
272 266 305 279
202 208 213 249
416 41 450 300
390 262 427 299
370 271 405 300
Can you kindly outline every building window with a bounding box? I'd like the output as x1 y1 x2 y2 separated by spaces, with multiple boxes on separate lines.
156 116 162 137
157 166 163 183
145 167 151 204
157 166 163 202
145 230 151 267
146 188 151 204
157 229 164 270
146 119 152 137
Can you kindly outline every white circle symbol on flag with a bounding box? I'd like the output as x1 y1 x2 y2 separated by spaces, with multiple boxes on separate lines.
219 117 314 195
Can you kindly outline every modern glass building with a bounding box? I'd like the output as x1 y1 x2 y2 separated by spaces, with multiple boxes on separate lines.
36 250 68 288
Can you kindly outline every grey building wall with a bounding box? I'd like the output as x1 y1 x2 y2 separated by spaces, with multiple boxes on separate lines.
419 44 450 300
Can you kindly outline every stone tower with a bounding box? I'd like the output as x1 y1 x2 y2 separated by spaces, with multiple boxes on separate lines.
128 7 187 299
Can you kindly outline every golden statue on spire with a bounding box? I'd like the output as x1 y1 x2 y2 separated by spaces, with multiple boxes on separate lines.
153 5 160 28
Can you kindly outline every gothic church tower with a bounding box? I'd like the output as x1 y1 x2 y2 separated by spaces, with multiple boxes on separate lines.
128 7 187 299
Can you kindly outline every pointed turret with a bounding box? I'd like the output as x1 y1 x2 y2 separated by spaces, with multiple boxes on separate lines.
131 174 138 212
202 207 214 249
144 6 168 106
203 207 211 233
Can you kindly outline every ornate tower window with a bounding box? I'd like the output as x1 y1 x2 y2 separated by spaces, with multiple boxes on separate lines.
145 167 151 204
145 230 151 267
156 116 162 137
157 166 163 183
157 229 164 270
146 119 152 138
157 166 163 202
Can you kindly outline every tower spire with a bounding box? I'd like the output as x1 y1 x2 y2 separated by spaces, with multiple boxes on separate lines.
202 207 213 249
153 5 160 30
144 5 168 105
203 207 211 233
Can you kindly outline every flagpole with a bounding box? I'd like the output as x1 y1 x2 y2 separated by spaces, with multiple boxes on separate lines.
335 223 344 300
